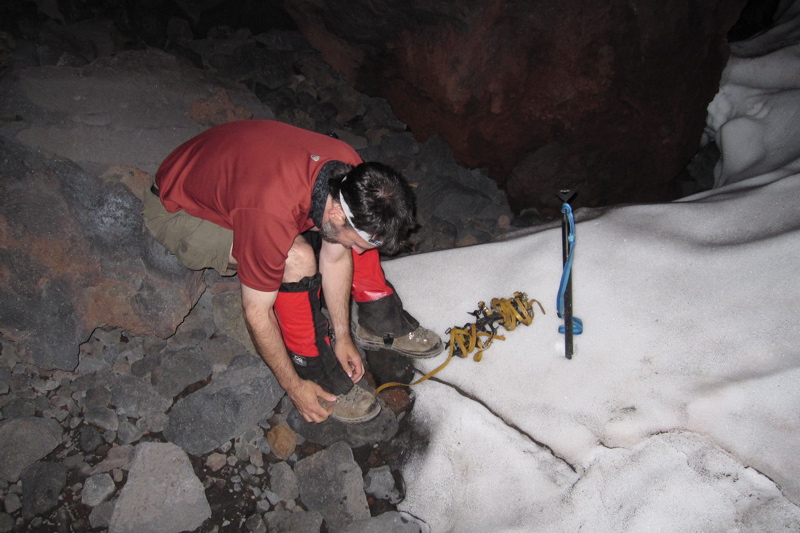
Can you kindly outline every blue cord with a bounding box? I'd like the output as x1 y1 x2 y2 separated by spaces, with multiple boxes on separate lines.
557 203 583 335
558 317 583 335
556 204 574 316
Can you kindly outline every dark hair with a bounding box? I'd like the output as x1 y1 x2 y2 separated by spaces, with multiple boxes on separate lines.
328 162 416 255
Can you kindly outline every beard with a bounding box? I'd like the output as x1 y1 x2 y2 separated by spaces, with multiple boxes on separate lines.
319 221 341 244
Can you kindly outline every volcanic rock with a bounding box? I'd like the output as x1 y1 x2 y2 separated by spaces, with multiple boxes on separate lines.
285 0 748 213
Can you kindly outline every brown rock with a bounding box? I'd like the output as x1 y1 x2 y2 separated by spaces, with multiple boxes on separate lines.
100 166 152 201
267 422 297 461
378 388 411 416
205 452 227 472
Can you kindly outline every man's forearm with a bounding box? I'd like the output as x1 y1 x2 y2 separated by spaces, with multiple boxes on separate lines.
240 284 336 422
242 301 303 393
319 246 354 342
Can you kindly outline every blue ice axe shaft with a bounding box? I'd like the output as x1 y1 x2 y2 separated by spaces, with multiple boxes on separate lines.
557 189 575 359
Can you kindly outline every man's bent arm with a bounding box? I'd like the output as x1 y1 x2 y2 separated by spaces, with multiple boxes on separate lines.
240 284 335 422
319 241 364 382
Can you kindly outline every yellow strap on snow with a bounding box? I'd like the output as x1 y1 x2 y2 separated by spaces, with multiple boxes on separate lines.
375 293 544 395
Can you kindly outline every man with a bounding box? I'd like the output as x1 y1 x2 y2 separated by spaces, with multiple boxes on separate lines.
143 120 443 424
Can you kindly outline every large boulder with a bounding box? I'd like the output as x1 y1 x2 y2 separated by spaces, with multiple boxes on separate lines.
0 138 205 370
163 354 284 455
0 44 274 371
285 0 748 213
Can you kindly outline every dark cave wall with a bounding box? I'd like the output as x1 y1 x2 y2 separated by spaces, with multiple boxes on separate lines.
285 0 749 213
1 0 754 213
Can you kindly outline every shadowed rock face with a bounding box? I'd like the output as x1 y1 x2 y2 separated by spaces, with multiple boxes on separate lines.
0 138 205 370
285 0 747 213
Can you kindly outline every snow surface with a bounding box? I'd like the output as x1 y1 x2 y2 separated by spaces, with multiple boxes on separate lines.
384 5 800 532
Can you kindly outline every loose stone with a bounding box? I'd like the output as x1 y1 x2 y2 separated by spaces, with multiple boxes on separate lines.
82 473 116 507
206 453 227 472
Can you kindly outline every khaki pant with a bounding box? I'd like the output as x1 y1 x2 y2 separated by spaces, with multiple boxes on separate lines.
142 188 237 276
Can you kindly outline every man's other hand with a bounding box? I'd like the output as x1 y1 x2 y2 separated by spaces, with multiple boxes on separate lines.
289 379 336 423
334 337 365 383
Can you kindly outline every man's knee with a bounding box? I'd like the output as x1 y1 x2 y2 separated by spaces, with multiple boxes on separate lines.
142 187 235 275
283 235 317 283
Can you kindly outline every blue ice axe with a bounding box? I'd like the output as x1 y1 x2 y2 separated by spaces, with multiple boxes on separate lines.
556 189 582 359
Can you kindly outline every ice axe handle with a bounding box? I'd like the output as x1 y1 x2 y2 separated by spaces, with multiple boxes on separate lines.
557 189 575 359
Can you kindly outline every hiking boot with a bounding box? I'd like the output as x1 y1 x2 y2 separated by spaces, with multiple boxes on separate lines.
320 385 381 424
353 324 444 358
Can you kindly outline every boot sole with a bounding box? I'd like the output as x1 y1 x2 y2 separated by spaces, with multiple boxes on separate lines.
330 403 381 424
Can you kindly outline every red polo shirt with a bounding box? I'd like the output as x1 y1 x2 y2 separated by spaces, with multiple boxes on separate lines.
155 120 363 292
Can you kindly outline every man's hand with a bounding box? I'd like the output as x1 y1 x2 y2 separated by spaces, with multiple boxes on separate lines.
287 379 337 423
241 285 338 424
334 336 365 383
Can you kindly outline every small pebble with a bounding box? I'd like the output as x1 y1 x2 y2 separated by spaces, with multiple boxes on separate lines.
206 453 227 472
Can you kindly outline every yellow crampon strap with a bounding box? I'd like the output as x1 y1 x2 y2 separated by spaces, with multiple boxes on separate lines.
375 292 544 395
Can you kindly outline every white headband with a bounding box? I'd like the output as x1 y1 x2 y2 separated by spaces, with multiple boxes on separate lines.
339 178 383 247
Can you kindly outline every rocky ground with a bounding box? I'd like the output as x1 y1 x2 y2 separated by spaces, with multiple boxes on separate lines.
1 278 425 533
0 11 528 533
